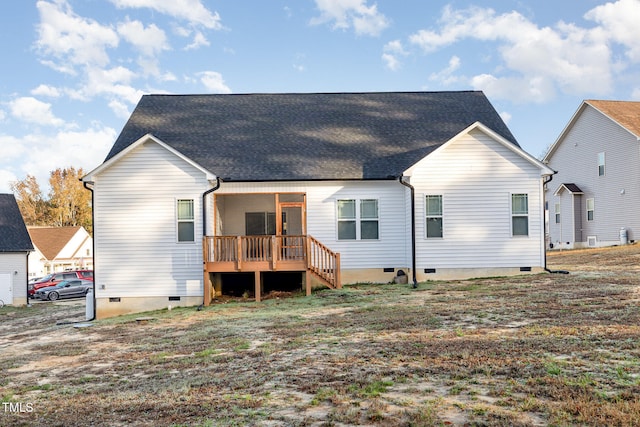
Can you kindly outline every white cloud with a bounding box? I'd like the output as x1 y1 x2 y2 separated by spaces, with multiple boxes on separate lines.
429 55 462 85
110 0 223 29
0 169 18 194
499 111 512 124
185 31 210 50
35 0 119 70
382 40 407 71
117 19 169 57
311 0 389 36
585 0 640 61
108 99 131 119
31 84 61 98
407 3 631 102
197 71 232 94
9 97 65 127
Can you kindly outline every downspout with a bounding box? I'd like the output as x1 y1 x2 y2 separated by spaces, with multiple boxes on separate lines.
201 177 222 307
26 251 30 307
83 180 97 321
399 176 418 288
542 172 568 274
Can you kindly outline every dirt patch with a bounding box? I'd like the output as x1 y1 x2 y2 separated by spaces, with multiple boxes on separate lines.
2 246 640 426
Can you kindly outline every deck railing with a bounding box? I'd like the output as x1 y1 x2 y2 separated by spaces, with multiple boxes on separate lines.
204 235 341 289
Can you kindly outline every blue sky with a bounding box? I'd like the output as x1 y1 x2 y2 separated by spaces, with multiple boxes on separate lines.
1 0 639 193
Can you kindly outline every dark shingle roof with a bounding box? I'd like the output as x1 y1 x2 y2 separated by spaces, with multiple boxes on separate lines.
0 194 34 252
106 91 519 181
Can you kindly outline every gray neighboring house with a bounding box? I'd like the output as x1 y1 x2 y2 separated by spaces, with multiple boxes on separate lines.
0 194 34 305
543 100 640 249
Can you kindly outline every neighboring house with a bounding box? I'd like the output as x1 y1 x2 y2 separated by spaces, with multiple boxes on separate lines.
0 194 34 306
27 226 93 279
83 91 554 318
543 100 640 249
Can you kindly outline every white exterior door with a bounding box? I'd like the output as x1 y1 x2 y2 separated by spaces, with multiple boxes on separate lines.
0 273 12 304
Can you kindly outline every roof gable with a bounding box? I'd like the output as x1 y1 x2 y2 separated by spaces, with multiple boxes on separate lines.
0 194 34 252
544 99 640 161
554 183 584 196
587 100 640 138
104 91 519 181
28 226 85 260
404 122 554 176
83 134 215 182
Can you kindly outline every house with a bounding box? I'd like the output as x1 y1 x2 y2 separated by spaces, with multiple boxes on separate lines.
27 226 93 279
0 194 34 306
82 91 554 318
543 100 640 249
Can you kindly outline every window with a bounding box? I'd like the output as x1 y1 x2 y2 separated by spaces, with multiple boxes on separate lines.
598 152 605 176
511 194 529 236
425 195 443 238
360 199 379 239
586 198 594 221
554 203 561 224
337 199 379 240
177 199 195 242
245 212 276 235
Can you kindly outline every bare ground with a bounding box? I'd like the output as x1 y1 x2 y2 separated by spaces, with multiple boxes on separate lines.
2 245 640 426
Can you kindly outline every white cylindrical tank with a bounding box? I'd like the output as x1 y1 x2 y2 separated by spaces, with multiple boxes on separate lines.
620 227 628 245
86 288 94 320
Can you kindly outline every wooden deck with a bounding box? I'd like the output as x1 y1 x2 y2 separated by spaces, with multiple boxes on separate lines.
203 235 340 303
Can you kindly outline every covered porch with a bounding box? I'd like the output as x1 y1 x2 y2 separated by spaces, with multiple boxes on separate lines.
202 192 340 303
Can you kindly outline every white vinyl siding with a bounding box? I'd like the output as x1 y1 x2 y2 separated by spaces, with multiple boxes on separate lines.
92 141 207 298
0 253 28 304
410 128 546 269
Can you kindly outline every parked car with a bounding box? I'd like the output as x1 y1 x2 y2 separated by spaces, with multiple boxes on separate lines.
33 279 93 301
28 270 93 295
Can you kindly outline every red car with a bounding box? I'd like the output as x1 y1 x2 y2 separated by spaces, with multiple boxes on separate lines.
28 270 93 296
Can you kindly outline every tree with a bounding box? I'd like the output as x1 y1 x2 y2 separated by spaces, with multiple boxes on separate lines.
10 175 49 226
11 167 92 234
48 167 92 233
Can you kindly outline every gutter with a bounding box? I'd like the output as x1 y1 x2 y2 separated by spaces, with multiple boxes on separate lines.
201 177 222 307
399 176 418 288
82 180 97 321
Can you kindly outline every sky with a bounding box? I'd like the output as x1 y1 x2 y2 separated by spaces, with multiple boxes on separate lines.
1 0 639 193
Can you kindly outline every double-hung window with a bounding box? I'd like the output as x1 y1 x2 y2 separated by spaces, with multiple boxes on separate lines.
337 199 379 240
511 194 529 236
598 152 605 176
425 195 443 238
586 198 594 221
177 199 195 242
554 203 561 224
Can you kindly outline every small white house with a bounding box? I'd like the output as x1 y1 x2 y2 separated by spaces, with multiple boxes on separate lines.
28 226 93 279
83 91 554 318
0 194 34 306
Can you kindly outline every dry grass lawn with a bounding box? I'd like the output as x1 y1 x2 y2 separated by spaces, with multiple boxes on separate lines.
1 244 640 426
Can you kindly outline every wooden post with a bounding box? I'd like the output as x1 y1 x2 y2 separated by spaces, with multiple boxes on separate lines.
236 236 242 271
271 235 278 270
254 271 261 302
203 237 210 306
305 270 311 296
335 253 342 289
